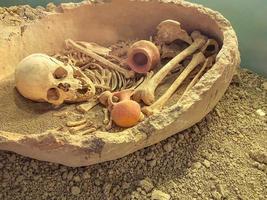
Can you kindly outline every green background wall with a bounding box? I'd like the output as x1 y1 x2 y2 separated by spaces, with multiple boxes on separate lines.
1 0 266 77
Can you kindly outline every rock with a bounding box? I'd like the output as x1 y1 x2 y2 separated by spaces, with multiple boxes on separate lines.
139 178 154 193
8 154 16 162
151 189 171 200
203 159 211 168
148 160 157 167
67 171 74 180
82 171 90 179
122 182 130 189
24 11 36 20
256 109 266 117
249 150 267 164
262 82 267 91
46 3 57 12
73 175 81 182
192 162 202 170
71 186 81 195
211 191 222 200
163 143 173 153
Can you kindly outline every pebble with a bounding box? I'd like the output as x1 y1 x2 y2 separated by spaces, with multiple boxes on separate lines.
211 191 222 200
262 82 267 91
203 160 211 168
163 143 173 153
139 178 154 193
71 186 81 195
148 160 157 167
67 171 74 180
256 109 266 117
82 171 90 179
151 189 171 200
73 175 81 182
8 154 16 162
192 162 202 170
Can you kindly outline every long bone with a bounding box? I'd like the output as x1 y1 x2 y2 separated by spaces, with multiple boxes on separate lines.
132 31 207 105
142 52 206 116
179 56 215 101
65 39 135 78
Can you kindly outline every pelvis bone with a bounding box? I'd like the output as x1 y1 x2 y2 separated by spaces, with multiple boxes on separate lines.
15 53 96 106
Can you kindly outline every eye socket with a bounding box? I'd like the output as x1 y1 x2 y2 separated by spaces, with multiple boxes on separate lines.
53 67 68 79
47 88 60 101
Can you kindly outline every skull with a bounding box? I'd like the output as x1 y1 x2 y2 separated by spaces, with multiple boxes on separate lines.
15 53 96 106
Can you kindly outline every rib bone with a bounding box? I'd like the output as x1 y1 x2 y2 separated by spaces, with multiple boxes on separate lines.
142 52 206 116
66 39 135 78
132 31 207 105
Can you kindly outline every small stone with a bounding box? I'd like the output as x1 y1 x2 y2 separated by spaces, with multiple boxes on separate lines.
94 179 101 186
71 186 81 195
211 191 222 200
122 182 130 189
145 152 154 161
203 159 211 168
8 154 16 162
163 143 173 153
262 82 267 91
139 178 154 193
24 11 36 20
46 3 57 12
250 150 267 164
193 126 200 134
151 189 171 200
192 162 202 170
256 109 266 117
148 160 157 167
82 171 90 179
67 171 74 180
16 175 24 183
73 175 81 182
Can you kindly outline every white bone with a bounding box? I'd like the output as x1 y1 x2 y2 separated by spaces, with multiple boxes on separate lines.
132 31 207 105
156 20 193 44
15 53 95 106
66 118 87 127
142 52 206 116
65 39 135 78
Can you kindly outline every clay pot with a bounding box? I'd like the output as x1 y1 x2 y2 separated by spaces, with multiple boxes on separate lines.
127 40 160 73
108 90 142 128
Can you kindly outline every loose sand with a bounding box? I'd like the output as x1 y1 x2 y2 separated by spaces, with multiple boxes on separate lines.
0 68 266 200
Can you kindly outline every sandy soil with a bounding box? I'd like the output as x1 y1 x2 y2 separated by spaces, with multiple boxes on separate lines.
0 68 266 200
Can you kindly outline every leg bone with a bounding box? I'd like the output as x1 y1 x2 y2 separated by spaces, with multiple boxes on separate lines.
132 31 207 105
142 52 206 116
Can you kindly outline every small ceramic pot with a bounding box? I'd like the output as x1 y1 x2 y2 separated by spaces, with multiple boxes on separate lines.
127 40 160 74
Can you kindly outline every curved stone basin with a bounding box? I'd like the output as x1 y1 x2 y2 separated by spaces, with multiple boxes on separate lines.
0 0 240 167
